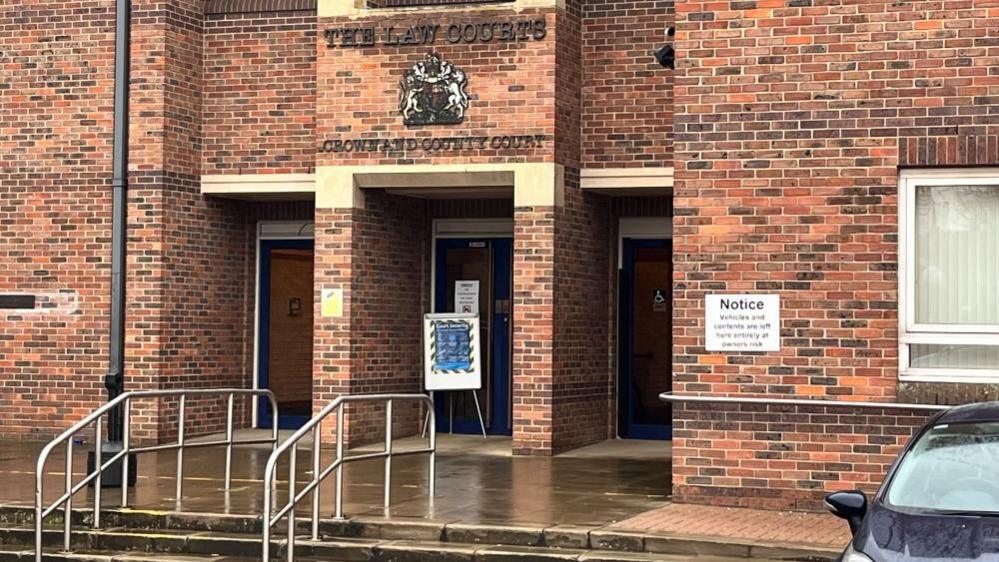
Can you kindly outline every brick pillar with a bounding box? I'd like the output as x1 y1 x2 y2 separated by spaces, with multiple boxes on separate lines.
313 178 428 446
312 206 353 441
512 205 557 454
511 165 611 456
552 170 611 451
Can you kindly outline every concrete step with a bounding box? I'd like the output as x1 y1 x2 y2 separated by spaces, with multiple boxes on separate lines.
0 545 812 562
0 549 261 562
0 525 836 562
0 505 839 562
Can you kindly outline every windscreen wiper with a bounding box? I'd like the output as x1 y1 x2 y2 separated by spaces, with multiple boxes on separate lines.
930 510 999 517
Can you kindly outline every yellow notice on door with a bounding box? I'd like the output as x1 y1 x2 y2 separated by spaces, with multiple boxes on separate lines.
321 288 343 318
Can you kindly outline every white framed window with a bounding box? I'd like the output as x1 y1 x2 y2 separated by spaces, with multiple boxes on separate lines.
900 169 999 382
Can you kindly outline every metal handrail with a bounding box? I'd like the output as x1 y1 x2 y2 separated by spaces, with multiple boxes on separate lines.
262 393 435 562
35 388 279 561
660 392 951 411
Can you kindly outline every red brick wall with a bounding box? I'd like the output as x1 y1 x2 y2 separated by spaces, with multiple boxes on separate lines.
129 0 257 443
203 10 317 175
0 0 278 442
673 0 999 509
556 2 582 170
0 0 115 439
582 0 674 168
674 403 938 511
317 7 557 167
152 183 252 442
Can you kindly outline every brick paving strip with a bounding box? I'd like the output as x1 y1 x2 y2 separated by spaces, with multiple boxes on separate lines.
612 503 851 549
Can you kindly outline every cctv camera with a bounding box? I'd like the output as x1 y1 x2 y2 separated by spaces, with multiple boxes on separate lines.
653 44 675 69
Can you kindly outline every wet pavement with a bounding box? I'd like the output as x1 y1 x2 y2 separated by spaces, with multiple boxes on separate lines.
0 434 671 528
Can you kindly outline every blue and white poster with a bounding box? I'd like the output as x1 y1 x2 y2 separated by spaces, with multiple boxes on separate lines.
434 323 472 371
423 313 481 391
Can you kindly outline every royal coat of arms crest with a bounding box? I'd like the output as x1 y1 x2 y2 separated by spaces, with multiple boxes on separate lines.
399 52 469 126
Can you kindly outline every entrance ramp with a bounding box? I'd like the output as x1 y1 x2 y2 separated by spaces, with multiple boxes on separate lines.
0 435 669 527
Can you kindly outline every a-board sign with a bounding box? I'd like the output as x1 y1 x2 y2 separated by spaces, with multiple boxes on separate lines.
423 313 482 391
705 294 780 352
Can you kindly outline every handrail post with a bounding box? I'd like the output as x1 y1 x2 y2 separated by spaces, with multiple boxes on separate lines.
334 404 345 520
176 394 186 503
383 400 393 509
35 460 43 562
121 397 130 507
262 461 273 562
310 424 320 540
271 394 279 453
287 443 297 562
63 440 72 552
428 397 436 500
94 417 103 528
225 392 234 491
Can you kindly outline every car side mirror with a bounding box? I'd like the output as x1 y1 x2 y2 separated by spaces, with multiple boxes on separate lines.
825 491 868 535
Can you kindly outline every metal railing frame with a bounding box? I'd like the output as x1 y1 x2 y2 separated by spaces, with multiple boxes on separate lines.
262 393 436 562
35 388 279 562
660 391 951 411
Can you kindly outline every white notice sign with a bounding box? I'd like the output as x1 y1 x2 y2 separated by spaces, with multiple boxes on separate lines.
455 280 479 314
705 294 780 352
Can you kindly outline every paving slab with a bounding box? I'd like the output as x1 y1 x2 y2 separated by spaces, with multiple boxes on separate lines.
376 540 478 562
642 535 751 559
475 545 587 561
446 523 544 547
587 530 646 552
542 525 594 549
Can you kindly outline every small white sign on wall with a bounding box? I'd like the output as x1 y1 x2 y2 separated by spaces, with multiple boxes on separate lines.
705 294 780 352
455 280 479 314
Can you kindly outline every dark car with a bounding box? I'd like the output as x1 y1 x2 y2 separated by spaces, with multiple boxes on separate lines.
826 402 999 562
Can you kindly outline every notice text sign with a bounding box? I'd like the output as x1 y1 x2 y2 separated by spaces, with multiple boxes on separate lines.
705 294 779 352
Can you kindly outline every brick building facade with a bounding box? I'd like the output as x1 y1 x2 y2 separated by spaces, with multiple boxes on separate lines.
1 0 996 510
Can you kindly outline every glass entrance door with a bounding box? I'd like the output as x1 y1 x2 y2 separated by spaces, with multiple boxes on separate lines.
619 238 672 439
434 238 512 435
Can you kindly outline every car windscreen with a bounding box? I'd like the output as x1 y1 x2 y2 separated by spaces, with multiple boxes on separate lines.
887 421 999 513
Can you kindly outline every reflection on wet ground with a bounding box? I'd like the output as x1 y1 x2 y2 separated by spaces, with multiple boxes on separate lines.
0 434 670 528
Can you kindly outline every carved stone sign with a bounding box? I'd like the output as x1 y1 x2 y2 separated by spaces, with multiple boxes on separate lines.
324 19 547 48
399 53 469 126
318 134 548 154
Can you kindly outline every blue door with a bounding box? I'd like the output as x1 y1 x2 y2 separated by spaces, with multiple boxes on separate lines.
434 238 512 435
258 239 314 430
619 238 672 439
